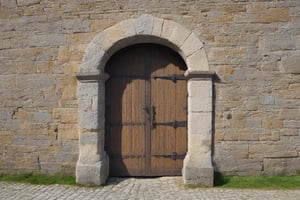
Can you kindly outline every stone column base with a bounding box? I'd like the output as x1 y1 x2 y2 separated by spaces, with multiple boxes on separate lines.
76 154 109 185
182 155 214 186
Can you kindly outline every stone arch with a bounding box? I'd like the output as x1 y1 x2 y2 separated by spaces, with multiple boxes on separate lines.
80 14 209 74
76 14 214 186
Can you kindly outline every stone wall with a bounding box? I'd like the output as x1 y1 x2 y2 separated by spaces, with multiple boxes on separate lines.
0 0 299 176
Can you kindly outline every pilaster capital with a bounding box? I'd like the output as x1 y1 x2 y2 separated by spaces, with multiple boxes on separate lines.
76 71 109 82
184 70 215 80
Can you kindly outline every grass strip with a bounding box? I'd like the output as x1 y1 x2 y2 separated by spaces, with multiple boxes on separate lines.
0 173 76 185
214 173 300 189
1 173 300 189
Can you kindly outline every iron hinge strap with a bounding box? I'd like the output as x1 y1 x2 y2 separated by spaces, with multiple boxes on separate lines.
152 152 186 160
153 120 187 128
151 74 185 82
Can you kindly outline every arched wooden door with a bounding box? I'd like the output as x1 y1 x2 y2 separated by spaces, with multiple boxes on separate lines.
105 44 187 176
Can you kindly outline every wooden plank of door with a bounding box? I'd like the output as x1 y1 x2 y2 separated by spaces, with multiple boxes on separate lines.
150 46 183 175
175 65 187 152
105 45 147 176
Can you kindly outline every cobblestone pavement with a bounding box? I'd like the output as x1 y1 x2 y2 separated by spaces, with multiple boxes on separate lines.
1 177 300 200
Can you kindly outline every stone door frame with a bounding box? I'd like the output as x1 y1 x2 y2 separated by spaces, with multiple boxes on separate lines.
76 14 215 186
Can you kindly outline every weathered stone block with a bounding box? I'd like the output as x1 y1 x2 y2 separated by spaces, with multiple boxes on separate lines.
259 134 273 141
183 154 214 186
52 108 77 123
263 118 283 129
78 111 100 130
0 75 16 89
186 49 209 71
161 19 190 47
214 142 249 159
0 131 14 144
17 0 40 6
279 54 300 74
33 112 52 123
183 165 214 186
134 14 153 35
259 33 295 52
95 25 126 51
260 94 275 105
188 96 212 113
249 142 298 159
152 17 163 37
58 124 78 140
81 43 105 73
264 158 300 175
0 62 17 75
245 118 262 128
230 119 246 128
29 34 66 47
239 131 259 141
63 62 80 74
76 137 109 185
78 99 92 112
57 46 72 63
114 19 133 37
59 19 90 34
224 132 239 141
214 158 262 176
16 74 53 89
62 84 77 100
76 159 109 185
280 128 299 136
16 61 37 74
259 60 278 72
214 131 224 141
0 109 14 120
284 120 300 128
245 97 260 111
181 32 203 56
288 83 300 90
254 8 291 23
188 112 212 139
78 82 99 99
271 131 280 141
187 80 212 112
1 0 17 8
187 79 212 96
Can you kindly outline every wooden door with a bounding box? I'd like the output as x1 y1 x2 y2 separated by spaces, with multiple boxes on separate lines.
105 44 187 176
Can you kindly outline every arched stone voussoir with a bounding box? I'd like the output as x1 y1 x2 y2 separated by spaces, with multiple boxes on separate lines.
134 14 154 35
186 48 209 71
119 19 137 37
161 19 191 50
80 42 105 73
80 21 135 73
180 32 204 57
93 25 129 51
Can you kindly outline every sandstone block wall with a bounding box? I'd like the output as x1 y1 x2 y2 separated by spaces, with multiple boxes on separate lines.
0 0 299 176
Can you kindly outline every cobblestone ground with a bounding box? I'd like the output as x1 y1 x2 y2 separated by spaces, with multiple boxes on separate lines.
1 177 300 200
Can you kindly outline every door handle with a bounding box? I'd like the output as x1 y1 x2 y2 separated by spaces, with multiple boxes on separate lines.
143 106 155 129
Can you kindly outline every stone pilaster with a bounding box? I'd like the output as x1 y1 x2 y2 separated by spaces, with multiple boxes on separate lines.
75 71 109 185
182 70 215 186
